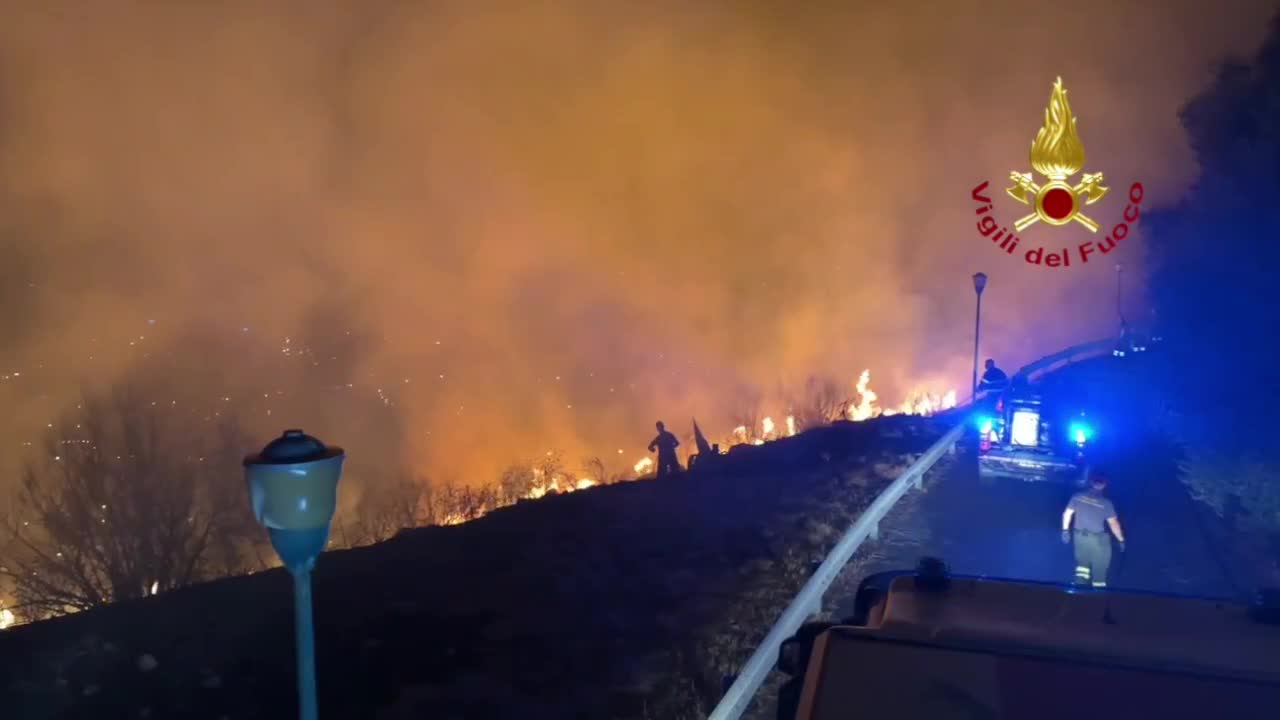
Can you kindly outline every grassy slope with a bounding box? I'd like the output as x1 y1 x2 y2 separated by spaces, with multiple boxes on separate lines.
0 415 950 720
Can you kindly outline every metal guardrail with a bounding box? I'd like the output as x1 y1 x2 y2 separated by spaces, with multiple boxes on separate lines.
968 337 1115 405
707 336 1119 720
1014 337 1116 383
707 422 966 720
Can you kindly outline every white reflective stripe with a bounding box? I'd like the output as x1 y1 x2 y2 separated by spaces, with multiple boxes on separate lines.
1091 581 1106 587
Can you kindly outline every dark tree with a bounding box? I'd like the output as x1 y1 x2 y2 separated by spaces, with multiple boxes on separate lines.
1 387 261 619
498 463 537 504
1146 15 1280 429
1144 14 1280 531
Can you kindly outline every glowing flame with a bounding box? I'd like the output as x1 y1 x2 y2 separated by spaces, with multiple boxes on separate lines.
525 472 600 499
0 607 14 630
841 371 957 422
1030 76 1085 180
895 386 959 417
848 370 879 421
421 369 955 532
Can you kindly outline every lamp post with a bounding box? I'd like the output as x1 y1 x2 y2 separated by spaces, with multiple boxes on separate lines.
244 429 346 720
971 272 988 401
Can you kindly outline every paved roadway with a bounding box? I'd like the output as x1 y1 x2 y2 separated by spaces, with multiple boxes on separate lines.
844 424 1245 603
849 448 1239 599
754 357 1255 720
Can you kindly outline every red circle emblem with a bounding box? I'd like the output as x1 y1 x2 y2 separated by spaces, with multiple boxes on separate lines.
1041 187 1074 220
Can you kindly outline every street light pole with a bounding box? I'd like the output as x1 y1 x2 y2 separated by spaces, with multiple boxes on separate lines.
971 272 988 401
244 430 346 720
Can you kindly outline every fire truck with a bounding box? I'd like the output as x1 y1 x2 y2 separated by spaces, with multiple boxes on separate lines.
975 377 1091 486
776 559 1280 719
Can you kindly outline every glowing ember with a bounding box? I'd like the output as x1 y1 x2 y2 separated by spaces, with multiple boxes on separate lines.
0 607 15 630
634 457 654 475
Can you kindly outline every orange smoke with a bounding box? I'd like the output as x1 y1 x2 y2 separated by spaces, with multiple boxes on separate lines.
0 1 1271 499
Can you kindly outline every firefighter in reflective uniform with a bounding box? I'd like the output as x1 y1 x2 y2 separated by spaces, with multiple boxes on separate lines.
1061 473 1126 587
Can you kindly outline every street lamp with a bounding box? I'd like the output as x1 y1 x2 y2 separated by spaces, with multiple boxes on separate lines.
971 272 988 401
244 429 346 720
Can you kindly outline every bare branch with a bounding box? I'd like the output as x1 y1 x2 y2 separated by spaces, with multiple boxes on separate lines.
1 387 260 618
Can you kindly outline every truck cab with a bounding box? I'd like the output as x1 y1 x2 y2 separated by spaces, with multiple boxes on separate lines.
776 560 1280 720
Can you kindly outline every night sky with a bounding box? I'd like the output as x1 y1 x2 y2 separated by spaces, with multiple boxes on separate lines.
0 0 1273 502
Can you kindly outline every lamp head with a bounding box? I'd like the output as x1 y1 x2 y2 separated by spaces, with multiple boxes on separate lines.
973 272 988 295
243 429 345 532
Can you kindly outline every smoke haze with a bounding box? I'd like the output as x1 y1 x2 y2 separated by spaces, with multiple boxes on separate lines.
0 0 1273 495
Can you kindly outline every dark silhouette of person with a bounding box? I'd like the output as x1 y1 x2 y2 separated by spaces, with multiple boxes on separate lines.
648 421 682 478
979 358 1008 391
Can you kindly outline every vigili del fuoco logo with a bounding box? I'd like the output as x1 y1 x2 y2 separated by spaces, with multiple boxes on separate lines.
971 77 1143 268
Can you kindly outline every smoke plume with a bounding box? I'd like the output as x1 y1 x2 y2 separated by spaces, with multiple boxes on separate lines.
0 1 1272 492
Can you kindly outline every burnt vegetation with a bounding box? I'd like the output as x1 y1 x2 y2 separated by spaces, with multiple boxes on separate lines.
0 388 263 619
0 379 641 623
0 413 952 719
789 375 850 431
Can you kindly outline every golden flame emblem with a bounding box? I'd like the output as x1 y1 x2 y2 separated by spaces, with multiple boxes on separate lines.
1006 77 1109 232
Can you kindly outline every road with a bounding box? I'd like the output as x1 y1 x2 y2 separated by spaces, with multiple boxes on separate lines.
841 428 1244 603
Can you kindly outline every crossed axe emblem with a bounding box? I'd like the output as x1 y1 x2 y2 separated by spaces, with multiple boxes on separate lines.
1006 172 1109 232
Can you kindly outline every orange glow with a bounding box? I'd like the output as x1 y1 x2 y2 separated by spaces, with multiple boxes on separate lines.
0 2 1269 506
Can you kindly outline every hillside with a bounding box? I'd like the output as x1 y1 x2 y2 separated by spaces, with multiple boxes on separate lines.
0 414 954 720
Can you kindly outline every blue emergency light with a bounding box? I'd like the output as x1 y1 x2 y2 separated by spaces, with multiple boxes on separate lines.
976 415 994 435
1069 421 1092 444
